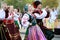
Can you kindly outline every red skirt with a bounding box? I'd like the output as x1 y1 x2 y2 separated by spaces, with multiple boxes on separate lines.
6 23 21 40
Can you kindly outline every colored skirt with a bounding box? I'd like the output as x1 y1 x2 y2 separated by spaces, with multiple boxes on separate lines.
24 25 47 40
6 23 21 40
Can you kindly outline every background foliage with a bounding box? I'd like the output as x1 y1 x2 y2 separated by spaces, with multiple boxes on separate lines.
0 0 59 11
4 0 34 11
42 0 58 8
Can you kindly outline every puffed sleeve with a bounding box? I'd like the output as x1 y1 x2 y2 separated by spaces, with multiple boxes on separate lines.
7 12 14 20
7 14 12 20
34 10 47 19
14 13 19 17
21 14 30 28
0 9 5 20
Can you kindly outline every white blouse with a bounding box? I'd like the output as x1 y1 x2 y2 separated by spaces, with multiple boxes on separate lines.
14 13 19 21
34 9 47 19
0 9 5 20
21 13 30 28
7 12 14 20
49 10 57 22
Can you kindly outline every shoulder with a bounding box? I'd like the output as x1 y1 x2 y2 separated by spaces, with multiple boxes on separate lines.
22 13 29 19
24 14 29 17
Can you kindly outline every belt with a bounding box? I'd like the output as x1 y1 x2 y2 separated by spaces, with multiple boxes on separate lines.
6 20 14 24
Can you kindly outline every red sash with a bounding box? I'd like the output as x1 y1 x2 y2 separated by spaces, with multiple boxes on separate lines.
6 20 14 24
3 19 14 24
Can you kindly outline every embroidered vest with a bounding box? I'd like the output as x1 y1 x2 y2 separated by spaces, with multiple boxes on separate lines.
28 14 37 26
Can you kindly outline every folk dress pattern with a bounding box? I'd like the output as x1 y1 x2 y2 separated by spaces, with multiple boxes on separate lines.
22 13 47 40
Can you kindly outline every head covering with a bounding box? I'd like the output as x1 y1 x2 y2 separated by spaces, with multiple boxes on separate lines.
24 4 32 12
24 4 28 12
33 1 42 8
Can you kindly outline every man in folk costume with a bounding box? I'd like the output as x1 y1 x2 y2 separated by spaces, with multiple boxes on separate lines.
0 3 7 40
43 6 55 31
33 1 54 40
42 6 51 29
5 6 21 40
50 8 58 30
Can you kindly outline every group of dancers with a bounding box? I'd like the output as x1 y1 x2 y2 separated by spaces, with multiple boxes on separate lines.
0 1 58 40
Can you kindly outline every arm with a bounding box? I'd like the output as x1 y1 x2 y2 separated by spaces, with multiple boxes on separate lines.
14 13 19 18
21 14 30 28
7 13 13 20
34 10 47 19
0 10 5 20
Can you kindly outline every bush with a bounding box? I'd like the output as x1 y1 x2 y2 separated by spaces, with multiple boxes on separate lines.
4 0 34 12
42 0 58 8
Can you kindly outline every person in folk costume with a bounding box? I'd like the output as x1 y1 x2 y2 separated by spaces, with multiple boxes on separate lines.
43 6 55 31
42 6 55 38
21 4 47 40
0 2 8 40
50 8 58 29
33 1 54 40
5 6 21 40
53 7 59 28
14 9 21 30
21 4 30 29
3 6 12 40
17 8 22 29
43 6 52 29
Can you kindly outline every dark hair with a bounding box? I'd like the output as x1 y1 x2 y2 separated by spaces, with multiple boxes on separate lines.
5 7 9 18
33 1 42 8
45 10 50 18
17 8 20 12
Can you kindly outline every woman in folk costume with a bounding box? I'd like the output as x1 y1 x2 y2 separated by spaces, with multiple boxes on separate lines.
17 8 22 29
17 8 22 20
33 1 54 40
14 9 21 30
0 3 7 40
21 4 30 29
21 4 47 40
5 6 21 40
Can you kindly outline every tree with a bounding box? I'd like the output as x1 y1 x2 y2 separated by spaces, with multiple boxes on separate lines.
42 0 58 8
4 0 34 11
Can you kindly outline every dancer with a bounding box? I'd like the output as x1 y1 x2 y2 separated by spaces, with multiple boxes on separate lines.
33 1 54 40
14 9 21 29
0 3 7 40
21 4 47 40
5 6 21 40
